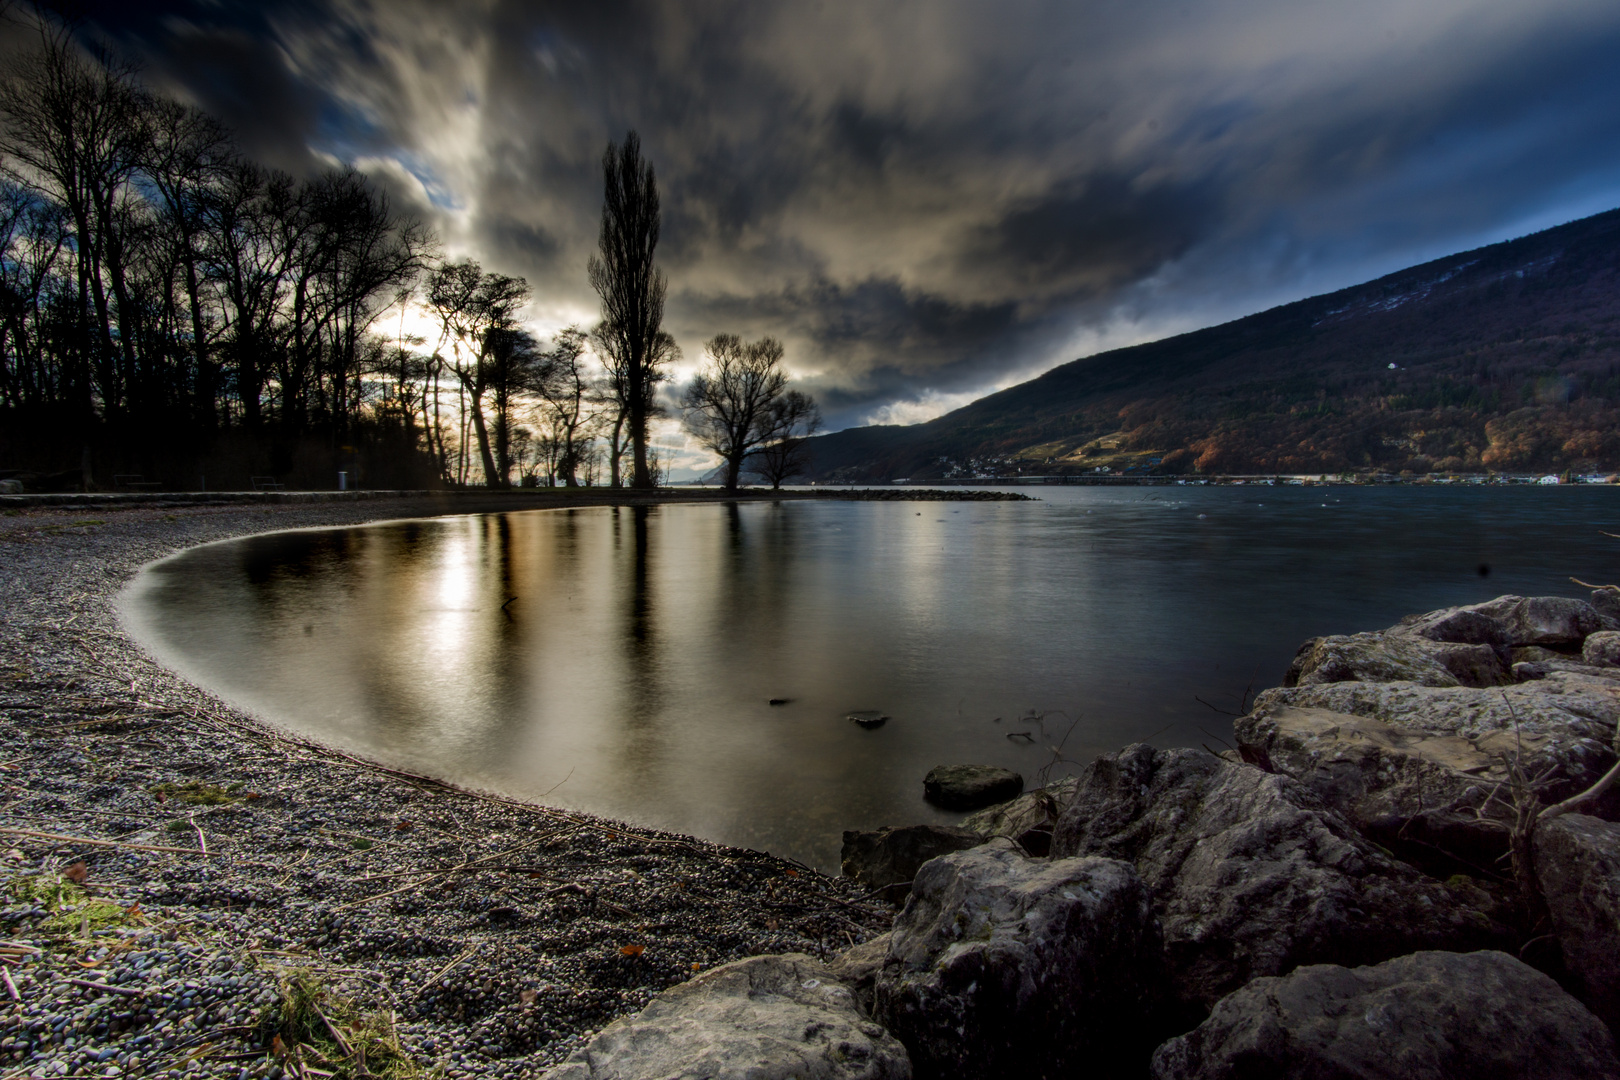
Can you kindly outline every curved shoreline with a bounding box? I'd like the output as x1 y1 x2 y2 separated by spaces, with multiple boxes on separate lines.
0 495 922 1078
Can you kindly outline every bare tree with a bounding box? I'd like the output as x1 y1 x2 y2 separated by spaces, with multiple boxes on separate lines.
590 320 676 488
424 259 529 487
587 131 667 488
751 389 822 488
533 326 595 486
681 333 790 490
483 326 543 485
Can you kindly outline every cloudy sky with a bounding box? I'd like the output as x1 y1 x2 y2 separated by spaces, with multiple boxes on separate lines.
59 0 1620 443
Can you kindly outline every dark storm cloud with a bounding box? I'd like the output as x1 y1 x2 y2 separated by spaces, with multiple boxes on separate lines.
54 0 1620 429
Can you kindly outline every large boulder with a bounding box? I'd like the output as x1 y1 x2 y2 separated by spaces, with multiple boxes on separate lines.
541 954 910 1080
1051 745 1511 1008
839 825 984 901
1232 704 1518 875
1588 631 1620 668
1235 705 1496 824
872 845 1163 1080
1536 813 1620 1033
1150 950 1620 1080
1469 594 1606 646
1284 631 1507 688
921 764 1022 810
1249 672 1620 808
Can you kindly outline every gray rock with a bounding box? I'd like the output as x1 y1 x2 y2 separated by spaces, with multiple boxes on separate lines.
1537 813 1620 1032
1234 705 1498 827
1592 588 1620 630
1284 631 1500 688
839 825 983 901
1150 950 1620 1080
825 933 890 1017
1588 631 1620 668
1404 605 1515 645
1472 594 1605 646
872 845 1162 1080
921 764 1022 810
0 478 21 495
1052 745 1511 1008
958 777 1078 839
541 953 910 1080
1251 673 1620 806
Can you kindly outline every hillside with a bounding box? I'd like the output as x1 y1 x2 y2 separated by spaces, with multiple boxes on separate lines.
804 207 1620 479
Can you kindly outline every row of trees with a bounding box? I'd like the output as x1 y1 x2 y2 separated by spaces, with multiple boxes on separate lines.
0 7 820 491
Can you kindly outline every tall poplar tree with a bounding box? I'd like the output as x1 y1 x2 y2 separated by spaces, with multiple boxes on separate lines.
587 131 667 489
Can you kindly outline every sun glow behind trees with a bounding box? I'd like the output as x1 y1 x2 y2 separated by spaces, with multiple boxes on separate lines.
0 7 818 490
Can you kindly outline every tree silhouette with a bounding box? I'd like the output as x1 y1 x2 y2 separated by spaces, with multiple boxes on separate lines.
587 131 667 489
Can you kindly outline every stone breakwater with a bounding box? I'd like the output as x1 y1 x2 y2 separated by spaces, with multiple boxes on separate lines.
0 498 904 1080
557 592 1620 1079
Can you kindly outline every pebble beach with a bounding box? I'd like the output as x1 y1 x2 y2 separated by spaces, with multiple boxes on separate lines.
0 494 912 1079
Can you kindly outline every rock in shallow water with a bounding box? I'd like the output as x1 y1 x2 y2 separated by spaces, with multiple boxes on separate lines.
872 845 1163 1080
921 764 1022 810
1051 744 1512 1008
1150 950 1620 1080
541 953 910 1080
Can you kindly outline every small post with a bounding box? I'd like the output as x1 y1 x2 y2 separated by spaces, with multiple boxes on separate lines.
338 470 348 491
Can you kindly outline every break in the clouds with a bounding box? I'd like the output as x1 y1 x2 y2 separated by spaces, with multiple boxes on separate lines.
67 0 1620 431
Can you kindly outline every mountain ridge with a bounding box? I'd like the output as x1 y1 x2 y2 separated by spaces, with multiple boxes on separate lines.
803 207 1620 479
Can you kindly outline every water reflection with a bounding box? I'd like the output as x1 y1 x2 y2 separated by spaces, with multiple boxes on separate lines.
122 488 1620 871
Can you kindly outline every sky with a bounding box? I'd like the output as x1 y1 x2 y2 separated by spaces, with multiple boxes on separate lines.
40 0 1620 471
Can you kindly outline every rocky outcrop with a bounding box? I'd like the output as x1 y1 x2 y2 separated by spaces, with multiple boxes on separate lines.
871 845 1163 1080
1536 813 1620 1034
542 953 910 1080
1241 594 1620 872
839 825 984 900
1051 744 1511 1008
1150 950 1620 1080
920 764 1022 810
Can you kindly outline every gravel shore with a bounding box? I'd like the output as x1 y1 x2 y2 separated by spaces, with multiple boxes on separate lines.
0 494 922 1079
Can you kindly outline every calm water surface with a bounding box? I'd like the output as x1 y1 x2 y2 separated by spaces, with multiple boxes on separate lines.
122 486 1620 871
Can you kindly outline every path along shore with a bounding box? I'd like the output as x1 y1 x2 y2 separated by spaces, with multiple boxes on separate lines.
0 491 1018 1079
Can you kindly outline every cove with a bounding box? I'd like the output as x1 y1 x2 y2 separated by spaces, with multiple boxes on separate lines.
121 485 1620 872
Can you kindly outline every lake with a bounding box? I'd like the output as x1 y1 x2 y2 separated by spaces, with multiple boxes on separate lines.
121 485 1620 872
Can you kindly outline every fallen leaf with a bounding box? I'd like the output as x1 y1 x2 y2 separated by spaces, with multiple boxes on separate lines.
520 989 537 1006
784 869 799 878
764 918 780 931
691 962 701 971
154 791 166 804
63 862 88 884
395 820 414 831
619 945 645 957
75 958 104 969
271 1034 287 1060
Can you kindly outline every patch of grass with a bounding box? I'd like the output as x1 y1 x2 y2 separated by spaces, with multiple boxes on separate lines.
260 969 433 1079
69 518 105 526
349 839 374 851
150 780 246 805
7 871 143 938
